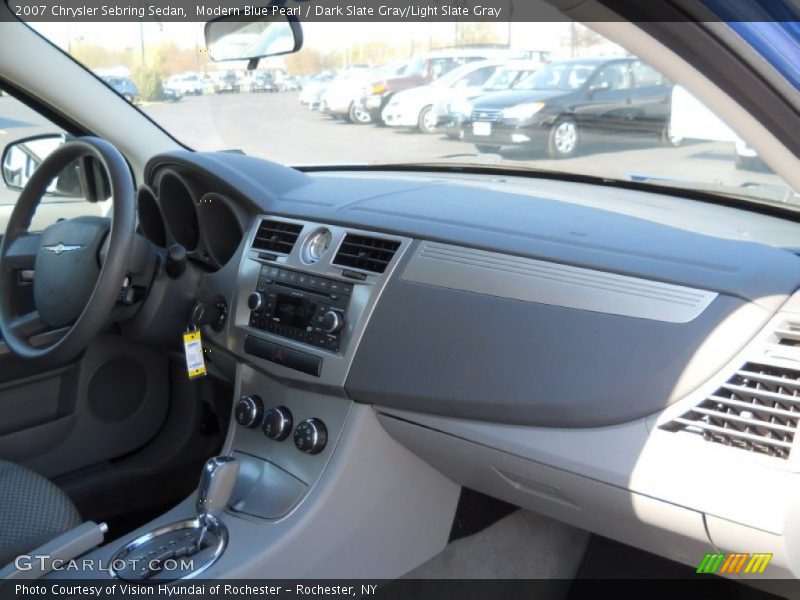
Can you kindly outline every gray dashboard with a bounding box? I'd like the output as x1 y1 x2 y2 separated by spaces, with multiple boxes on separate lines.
144 151 800 428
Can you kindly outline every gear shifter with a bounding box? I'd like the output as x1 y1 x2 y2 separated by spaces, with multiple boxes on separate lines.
110 455 237 581
195 456 239 551
196 455 240 517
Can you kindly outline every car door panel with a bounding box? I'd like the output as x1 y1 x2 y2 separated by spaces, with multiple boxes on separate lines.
1 85 170 479
573 62 635 133
628 61 673 135
0 333 170 478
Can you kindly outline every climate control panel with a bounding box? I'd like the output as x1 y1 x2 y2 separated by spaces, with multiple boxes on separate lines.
235 396 328 455
247 265 353 352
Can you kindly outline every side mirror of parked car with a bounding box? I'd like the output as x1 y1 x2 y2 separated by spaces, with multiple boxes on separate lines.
2 133 110 201
205 13 303 62
588 80 611 95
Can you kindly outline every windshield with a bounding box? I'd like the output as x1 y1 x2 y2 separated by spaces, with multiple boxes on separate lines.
30 21 798 208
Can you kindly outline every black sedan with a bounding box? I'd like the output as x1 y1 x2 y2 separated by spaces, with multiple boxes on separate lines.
458 57 674 158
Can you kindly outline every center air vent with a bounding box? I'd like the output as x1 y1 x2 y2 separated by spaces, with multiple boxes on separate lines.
662 362 800 459
333 234 400 274
252 219 303 254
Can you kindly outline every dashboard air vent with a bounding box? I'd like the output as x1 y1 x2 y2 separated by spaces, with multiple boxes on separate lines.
333 234 400 274
252 219 303 254
775 323 800 347
662 362 800 459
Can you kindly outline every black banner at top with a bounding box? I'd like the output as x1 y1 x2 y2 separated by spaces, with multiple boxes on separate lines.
2 0 799 22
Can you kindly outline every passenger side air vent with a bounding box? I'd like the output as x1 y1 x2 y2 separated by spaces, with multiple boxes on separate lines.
662 362 800 459
333 234 400 274
252 219 303 254
775 323 800 347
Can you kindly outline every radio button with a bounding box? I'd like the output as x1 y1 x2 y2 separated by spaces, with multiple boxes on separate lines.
322 310 344 334
248 292 265 311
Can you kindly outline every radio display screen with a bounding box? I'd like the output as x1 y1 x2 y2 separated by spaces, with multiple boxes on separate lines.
274 294 316 329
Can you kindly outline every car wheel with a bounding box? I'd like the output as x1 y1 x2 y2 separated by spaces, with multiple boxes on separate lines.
662 121 683 147
348 102 372 124
547 118 580 159
418 106 438 133
475 144 501 154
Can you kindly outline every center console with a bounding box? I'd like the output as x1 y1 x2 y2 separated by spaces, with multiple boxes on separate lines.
229 215 411 388
221 216 412 519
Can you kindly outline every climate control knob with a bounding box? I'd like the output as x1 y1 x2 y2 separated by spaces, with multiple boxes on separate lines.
234 395 264 429
262 406 293 441
293 419 328 455
247 292 265 311
321 310 344 334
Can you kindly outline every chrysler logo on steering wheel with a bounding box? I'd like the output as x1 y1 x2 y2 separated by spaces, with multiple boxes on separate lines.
43 243 82 255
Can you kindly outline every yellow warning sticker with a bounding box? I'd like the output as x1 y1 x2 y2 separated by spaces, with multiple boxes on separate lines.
183 330 207 379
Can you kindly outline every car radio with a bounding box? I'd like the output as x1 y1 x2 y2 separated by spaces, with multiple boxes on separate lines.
247 265 353 352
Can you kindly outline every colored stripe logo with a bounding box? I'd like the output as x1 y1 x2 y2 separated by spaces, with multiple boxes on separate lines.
697 553 772 574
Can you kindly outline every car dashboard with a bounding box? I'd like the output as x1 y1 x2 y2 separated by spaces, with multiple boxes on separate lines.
136 149 800 582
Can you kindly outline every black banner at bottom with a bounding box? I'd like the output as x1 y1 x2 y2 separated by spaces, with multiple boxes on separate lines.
0 579 794 600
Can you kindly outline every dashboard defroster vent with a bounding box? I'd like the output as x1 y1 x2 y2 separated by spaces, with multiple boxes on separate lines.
662 362 800 459
252 219 303 255
333 234 400 274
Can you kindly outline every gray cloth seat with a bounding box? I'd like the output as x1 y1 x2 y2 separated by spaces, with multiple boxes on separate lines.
0 460 82 567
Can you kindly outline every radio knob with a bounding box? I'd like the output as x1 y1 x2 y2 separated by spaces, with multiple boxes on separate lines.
247 292 265 311
321 310 344 334
234 395 264 429
262 406 293 441
294 419 327 454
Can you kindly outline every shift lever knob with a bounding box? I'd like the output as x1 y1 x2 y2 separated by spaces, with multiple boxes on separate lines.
196 455 239 517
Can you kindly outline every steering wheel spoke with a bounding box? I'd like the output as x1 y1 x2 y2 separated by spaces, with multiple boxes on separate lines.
3 233 40 269
10 311 48 339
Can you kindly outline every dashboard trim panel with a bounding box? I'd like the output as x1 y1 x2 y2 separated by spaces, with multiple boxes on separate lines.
401 241 718 323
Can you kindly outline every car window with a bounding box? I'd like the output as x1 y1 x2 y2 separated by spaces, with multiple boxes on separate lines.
462 66 497 87
591 63 631 90
485 69 520 90
515 62 595 91
631 61 671 87
428 57 481 80
0 87 110 233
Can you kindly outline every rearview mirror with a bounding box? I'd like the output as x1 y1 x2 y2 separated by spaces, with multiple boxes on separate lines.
205 13 302 62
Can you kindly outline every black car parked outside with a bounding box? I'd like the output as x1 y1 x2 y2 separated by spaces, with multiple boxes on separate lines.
460 57 674 158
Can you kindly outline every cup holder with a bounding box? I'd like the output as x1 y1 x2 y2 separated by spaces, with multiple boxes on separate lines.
110 514 226 582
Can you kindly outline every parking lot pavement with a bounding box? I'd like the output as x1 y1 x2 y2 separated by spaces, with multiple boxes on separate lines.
142 92 785 192
0 91 788 210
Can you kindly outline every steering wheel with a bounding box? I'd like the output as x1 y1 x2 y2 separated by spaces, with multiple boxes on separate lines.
0 137 135 365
